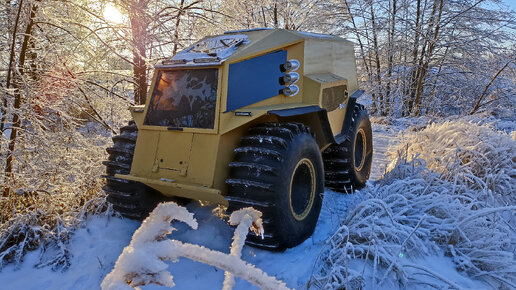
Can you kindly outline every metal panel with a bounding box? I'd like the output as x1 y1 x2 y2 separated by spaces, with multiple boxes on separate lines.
267 105 323 116
154 132 193 177
322 85 348 111
226 50 287 112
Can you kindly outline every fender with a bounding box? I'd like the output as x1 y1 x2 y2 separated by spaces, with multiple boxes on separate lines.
334 89 364 144
268 105 335 150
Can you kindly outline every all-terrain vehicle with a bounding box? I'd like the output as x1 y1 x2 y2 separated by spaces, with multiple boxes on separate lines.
103 28 373 250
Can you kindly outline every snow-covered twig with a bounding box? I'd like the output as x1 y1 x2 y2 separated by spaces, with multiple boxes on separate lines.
403 263 465 290
102 202 288 290
223 207 264 290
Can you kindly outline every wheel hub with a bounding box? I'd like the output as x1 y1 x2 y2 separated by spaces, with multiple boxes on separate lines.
354 128 366 172
289 158 316 221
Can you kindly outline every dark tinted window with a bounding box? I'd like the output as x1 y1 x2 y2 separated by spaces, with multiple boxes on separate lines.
144 69 218 129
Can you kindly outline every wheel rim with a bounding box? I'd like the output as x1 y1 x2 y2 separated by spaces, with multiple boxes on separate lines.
354 128 367 172
289 158 316 221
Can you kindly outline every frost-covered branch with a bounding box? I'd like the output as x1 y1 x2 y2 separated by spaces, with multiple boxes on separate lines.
223 207 264 290
102 203 288 290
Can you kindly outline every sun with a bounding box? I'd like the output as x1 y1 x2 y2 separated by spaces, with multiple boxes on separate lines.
104 3 124 24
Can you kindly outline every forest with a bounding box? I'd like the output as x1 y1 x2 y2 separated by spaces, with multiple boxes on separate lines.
0 0 515 289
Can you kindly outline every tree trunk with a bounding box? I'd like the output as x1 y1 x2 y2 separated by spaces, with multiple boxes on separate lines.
470 56 515 115
129 0 149 105
385 0 397 115
369 0 384 115
274 2 278 28
0 0 24 134
344 0 376 113
413 0 444 116
172 0 185 55
405 0 421 116
4 0 40 196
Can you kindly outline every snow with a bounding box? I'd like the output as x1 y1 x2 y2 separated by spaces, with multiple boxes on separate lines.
0 216 140 290
295 31 338 39
0 117 513 289
0 189 354 289
102 203 199 289
312 119 516 289
166 34 249 66
101 205 287 290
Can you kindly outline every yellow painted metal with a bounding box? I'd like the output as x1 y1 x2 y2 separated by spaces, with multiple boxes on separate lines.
116 173 228 206
227 30 304 63
130 130 159 177
327 109 346 137
188 133 221 186
154 132 192 177
129 105 145 125
304 38 358 93
304 73 350 136
117 29 360 205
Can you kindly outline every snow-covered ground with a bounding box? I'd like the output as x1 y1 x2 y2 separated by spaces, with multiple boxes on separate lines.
0 121 511 289
0 191 354 289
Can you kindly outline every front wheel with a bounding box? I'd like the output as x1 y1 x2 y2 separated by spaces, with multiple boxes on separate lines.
226 123 324 250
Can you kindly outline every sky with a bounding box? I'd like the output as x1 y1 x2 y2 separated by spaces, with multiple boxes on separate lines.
502 0 516 11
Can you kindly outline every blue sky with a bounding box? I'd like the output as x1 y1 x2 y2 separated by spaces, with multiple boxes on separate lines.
502 0 516 11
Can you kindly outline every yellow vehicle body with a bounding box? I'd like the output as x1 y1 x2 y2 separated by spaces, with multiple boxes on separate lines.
116 29 360 206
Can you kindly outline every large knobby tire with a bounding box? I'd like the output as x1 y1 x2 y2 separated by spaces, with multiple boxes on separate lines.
102 121 172 220
226 123 324 251
323 104 373 192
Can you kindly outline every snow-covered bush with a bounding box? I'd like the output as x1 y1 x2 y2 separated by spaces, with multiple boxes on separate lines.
0 67 130 270
0 177 109 271
102 202 288 290
0 121 117 271
312 121 516 289
388 120 516 207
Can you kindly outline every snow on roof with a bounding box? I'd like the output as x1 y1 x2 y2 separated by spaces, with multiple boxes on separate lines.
157 34 250 67
224 27 273 34
173 34 249 60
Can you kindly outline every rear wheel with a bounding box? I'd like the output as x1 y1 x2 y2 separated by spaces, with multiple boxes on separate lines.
226 123 324 250
102 121 182 220
323 104 373 192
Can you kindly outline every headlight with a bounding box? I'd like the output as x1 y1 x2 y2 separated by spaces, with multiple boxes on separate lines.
280 59 300 72
279 85 299 97
279 72 300 85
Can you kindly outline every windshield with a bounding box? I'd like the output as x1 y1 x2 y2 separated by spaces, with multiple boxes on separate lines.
144 69 218 129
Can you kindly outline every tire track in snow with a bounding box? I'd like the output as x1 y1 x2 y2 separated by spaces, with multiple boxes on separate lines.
370 123 401 181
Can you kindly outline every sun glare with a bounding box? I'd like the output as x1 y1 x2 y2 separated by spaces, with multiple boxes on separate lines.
104 3 124 24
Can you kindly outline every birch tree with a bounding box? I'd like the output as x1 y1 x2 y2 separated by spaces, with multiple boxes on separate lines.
341 0 516 116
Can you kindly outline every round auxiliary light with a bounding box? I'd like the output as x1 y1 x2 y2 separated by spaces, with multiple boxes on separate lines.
279 72 300 85
280 85 299 97
280 59 300 72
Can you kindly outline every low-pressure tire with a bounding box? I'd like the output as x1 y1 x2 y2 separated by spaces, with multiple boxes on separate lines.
226 123 324 251
102 121 178 220
323 103 373 192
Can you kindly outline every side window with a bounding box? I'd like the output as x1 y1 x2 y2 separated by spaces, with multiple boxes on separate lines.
144 69 218 129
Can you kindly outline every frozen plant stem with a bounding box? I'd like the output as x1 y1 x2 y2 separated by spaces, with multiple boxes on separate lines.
223 208 264 290
101 203 287 290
